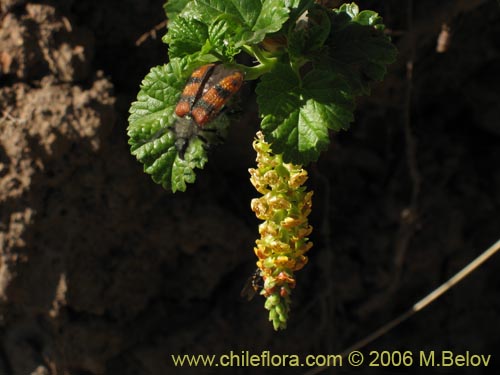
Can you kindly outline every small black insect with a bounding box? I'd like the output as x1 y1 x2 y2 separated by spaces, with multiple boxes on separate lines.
240 268 264 301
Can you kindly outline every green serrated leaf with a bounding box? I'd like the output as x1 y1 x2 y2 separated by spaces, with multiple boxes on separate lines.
251 0 290 43
164 0 191 21
256 3 395 165
287 28 307 60
256 63 300 118
187 0 262 29
322 5 397 95
132 130 175 165
288 5 331 61
257 64 354 164
302 69 352 108
169 0 289 60
128 61 186 150
208 19 242 58
170 137 207 192
163 17 209 59
261 99 332 164
303 6 331 51
128 58 217 192
278 99 350 164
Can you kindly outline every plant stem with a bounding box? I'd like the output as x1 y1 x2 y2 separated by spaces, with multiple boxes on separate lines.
240 45 278 80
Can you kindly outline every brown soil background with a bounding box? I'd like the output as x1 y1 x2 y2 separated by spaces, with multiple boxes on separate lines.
1 1 499 374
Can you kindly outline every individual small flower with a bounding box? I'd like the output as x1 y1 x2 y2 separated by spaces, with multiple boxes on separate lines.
249 131 313 330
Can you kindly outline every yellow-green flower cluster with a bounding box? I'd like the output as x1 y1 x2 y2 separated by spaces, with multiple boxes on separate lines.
249 131 313 330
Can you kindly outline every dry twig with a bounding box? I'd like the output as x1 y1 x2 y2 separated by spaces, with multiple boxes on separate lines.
135 20 167 46
304 237 500 375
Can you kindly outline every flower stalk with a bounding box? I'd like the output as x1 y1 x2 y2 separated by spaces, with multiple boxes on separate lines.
249 131 313 330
